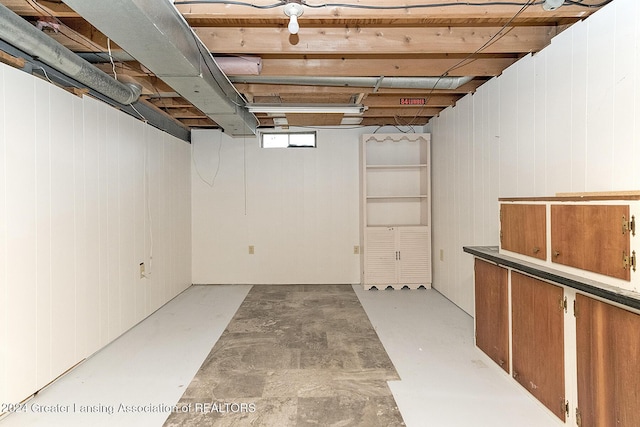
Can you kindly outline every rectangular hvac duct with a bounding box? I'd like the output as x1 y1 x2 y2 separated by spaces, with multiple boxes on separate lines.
63 0 257 137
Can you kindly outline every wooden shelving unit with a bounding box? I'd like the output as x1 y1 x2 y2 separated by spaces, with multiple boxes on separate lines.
360 133 431 289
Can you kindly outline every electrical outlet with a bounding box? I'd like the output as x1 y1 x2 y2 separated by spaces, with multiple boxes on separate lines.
139 262 145 278
353 245 360 254
248 245 255 255
440 249 444 261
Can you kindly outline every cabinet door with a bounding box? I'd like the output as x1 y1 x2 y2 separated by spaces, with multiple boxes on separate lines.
474 259 509 373
511 272 565 421
500 203 547 260
397 226 430 284
551 204 630 280
576 294 640 427
365 227 397 285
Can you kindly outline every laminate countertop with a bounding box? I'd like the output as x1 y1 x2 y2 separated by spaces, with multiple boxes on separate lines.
464 245 640 312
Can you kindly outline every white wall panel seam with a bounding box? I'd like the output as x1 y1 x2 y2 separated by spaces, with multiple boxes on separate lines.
0 63 6 404
428 0 633 313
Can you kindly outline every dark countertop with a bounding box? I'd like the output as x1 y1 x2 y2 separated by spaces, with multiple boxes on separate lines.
463 245 640 312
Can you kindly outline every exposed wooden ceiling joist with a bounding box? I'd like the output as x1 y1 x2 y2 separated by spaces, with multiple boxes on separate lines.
175 2 598 23
257 54 521 77
193 25 565 55
0 0 608 131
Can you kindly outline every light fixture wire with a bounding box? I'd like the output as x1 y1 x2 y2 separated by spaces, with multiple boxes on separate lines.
173 0 614 9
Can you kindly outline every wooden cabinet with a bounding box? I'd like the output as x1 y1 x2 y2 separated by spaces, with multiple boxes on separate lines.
575 294 640 427
511 272 565 421
500 203 546 260
474 259 509 373
469 240 640 425
551 204 631 281
499 196 639 294
360 133 431 289
471 193 640 426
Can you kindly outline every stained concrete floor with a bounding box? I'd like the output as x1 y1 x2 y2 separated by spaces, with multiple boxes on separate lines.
0 284 562 427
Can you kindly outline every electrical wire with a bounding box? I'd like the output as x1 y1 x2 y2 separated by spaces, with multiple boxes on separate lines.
129 103 149 123
173 0 611 132
565 0 614 7
192 132 224 188
143 124 153 278
243 134 248 215
34 65 55 84
106 37 118 80
173 0 612 9
175 0 286 8
26 0 155 78
303 1 545 9
28 0 613 134
397 0 538 130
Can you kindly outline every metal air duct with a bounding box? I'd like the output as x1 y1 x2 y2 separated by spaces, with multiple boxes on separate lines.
63 0 257 137
0 3 141 105
228 76 474 91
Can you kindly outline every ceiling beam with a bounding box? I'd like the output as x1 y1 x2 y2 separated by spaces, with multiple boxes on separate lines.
177 118 218 127
167 107 209 119
258 55 519 77
193 25 563 55
360 118 429 126
364 107 442 117
232 79 488 95
176 1 602 22
1 0 79 17
364 94 462 107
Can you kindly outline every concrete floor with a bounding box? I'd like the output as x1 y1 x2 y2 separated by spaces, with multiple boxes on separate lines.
0 285 561 427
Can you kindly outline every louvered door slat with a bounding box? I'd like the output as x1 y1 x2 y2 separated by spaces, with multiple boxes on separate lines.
398 226 430 284
365 227 397 285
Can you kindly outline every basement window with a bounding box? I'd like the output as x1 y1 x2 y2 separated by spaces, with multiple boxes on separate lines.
261 132 316 148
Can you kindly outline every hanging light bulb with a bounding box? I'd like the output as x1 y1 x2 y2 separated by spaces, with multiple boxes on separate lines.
284 3 304 35
288 13 299 35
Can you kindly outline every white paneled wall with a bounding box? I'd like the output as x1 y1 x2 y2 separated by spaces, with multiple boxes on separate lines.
0 63 191 404
191 128 363 285
429 0 640 315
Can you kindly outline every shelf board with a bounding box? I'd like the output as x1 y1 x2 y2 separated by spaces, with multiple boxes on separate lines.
366 164 427 169
366 195 428 200
366 223 429 227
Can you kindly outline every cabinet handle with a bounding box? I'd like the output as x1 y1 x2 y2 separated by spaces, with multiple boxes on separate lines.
398 251 401 260
532 247 540 254
553 250 561 258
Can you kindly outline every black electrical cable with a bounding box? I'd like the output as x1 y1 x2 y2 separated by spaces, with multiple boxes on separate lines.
173 0 612 10
174 0 286 8
396 0 537 129
303 1 545 10
564 0 614 7
173 0 613 132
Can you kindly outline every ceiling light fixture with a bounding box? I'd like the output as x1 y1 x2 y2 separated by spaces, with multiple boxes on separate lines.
247 104 366 114
283 2 304 35
542 0 563 11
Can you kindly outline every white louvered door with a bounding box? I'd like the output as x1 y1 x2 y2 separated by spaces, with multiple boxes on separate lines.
365 227 397 285
398 226 431 285
364 226 430 286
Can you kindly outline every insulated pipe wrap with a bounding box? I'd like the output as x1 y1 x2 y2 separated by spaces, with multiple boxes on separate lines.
0 3 141 105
